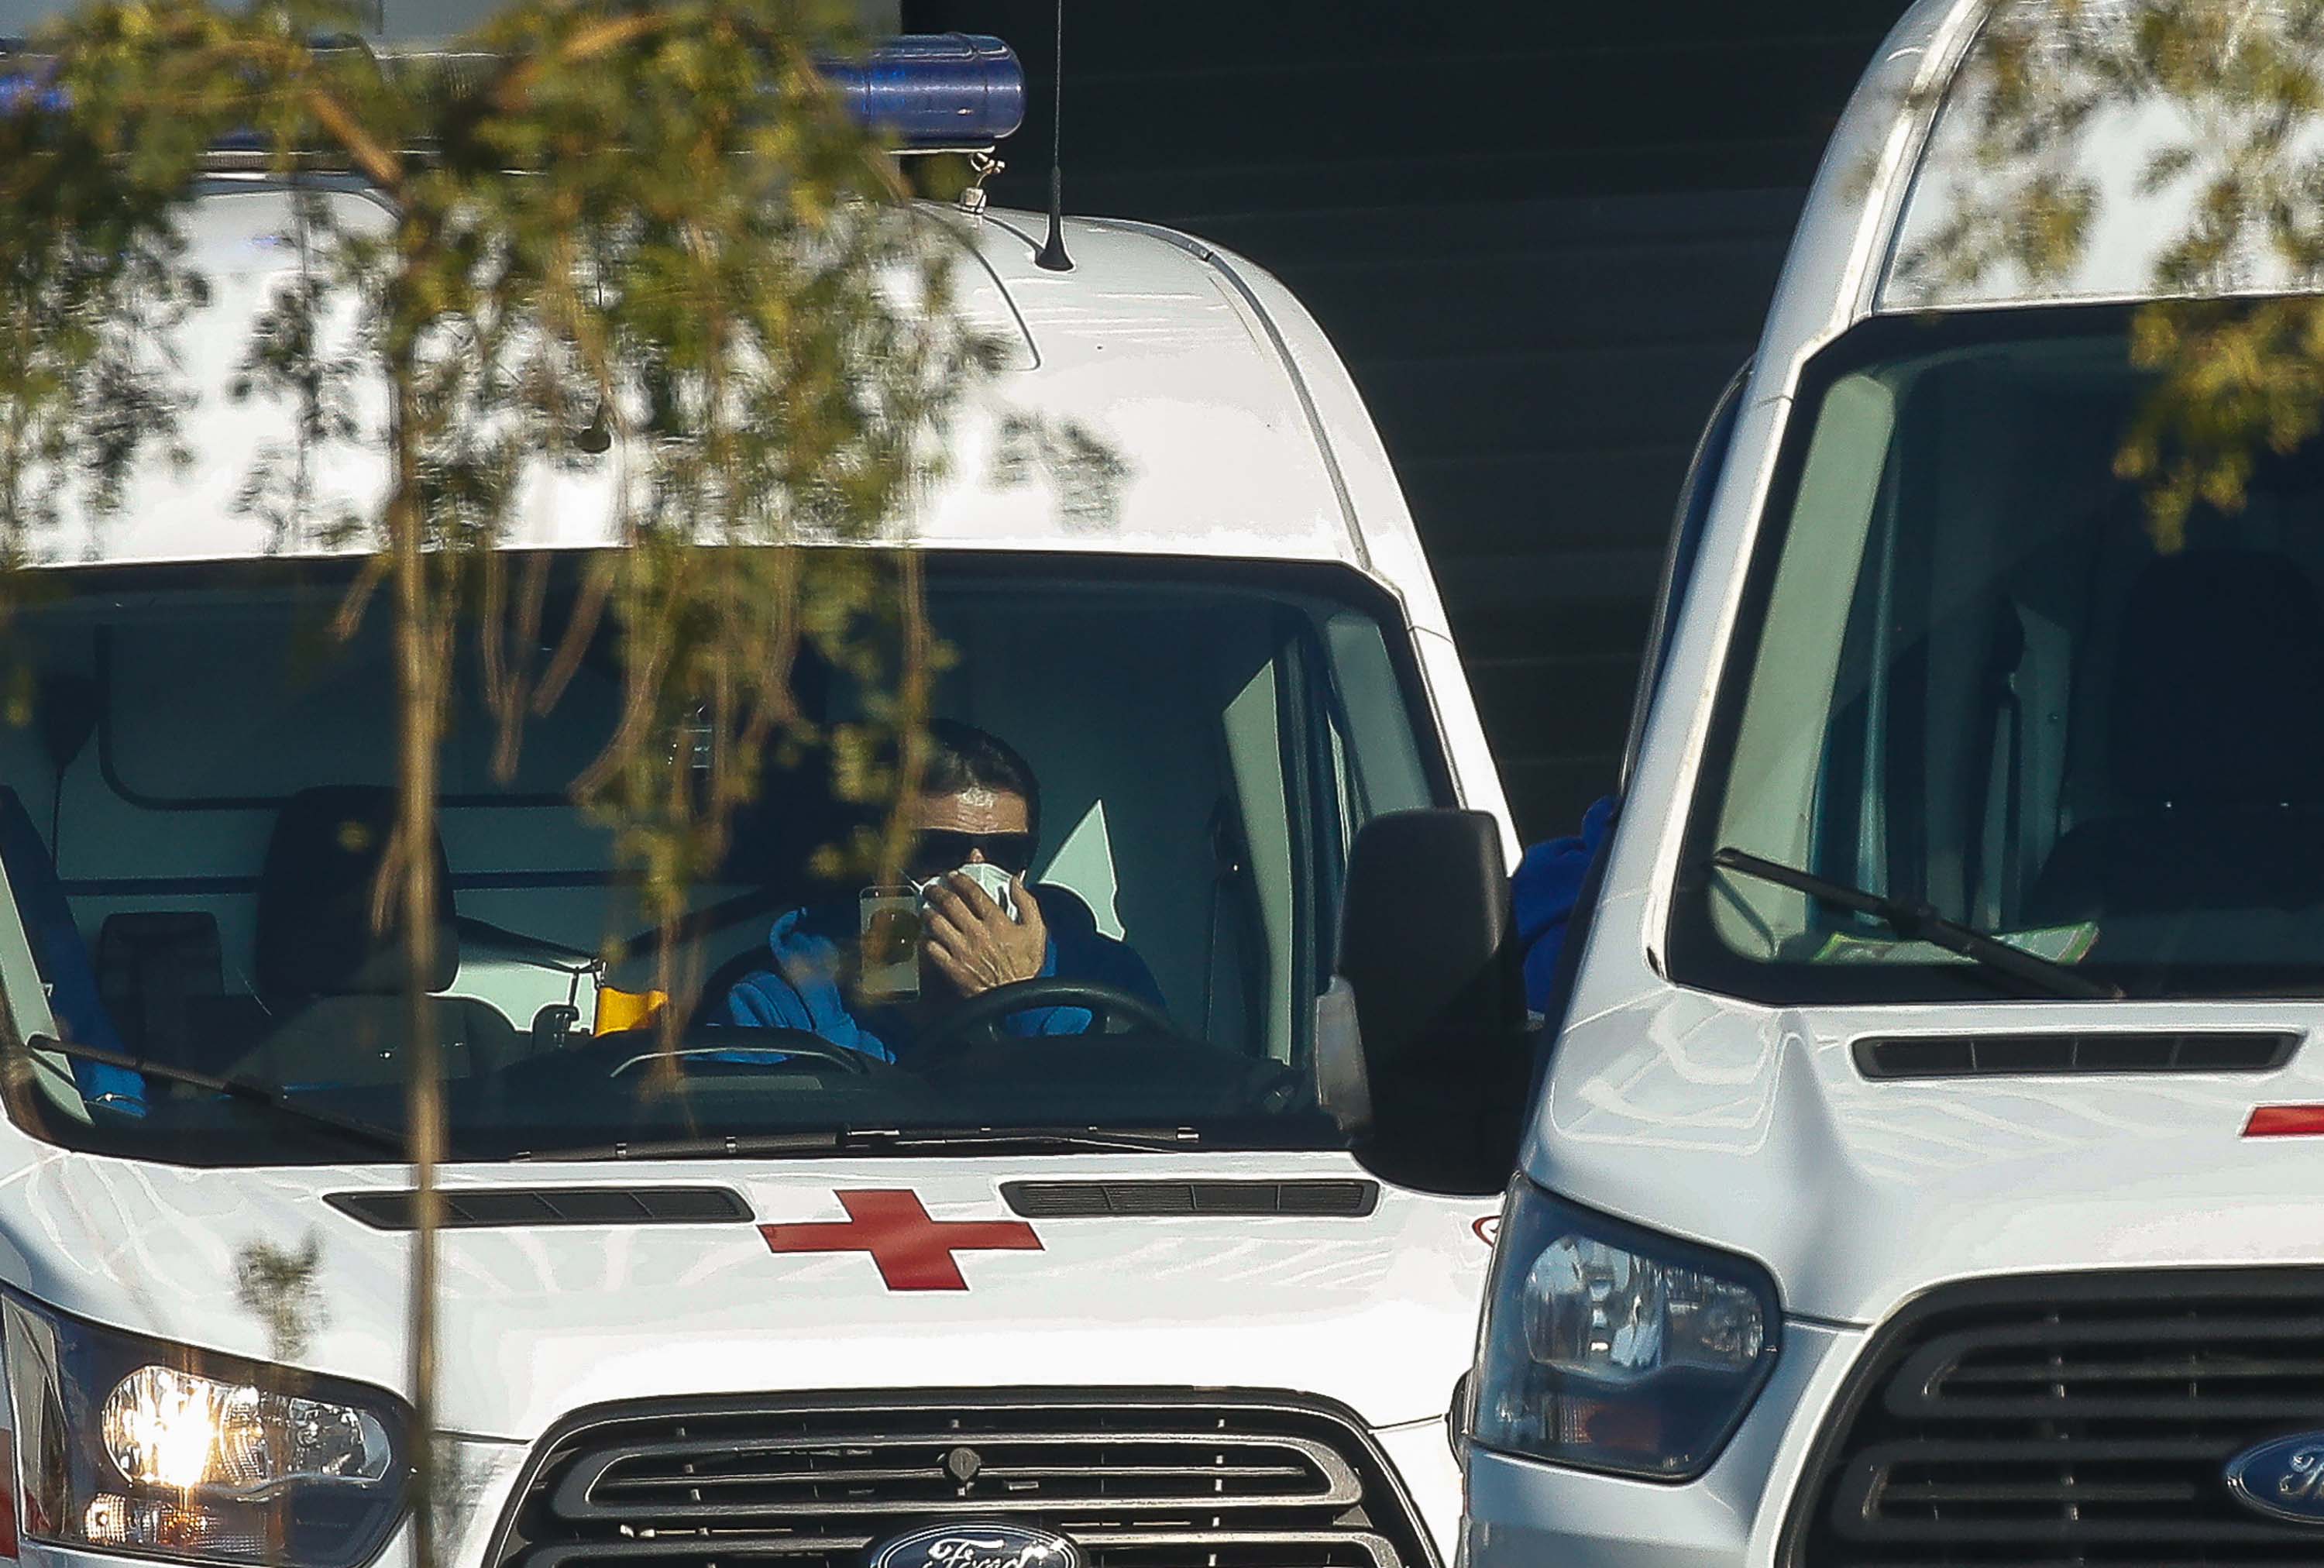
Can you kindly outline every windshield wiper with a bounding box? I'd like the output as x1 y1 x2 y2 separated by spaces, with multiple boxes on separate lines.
842 1126 1202 1155
17 1037 410 1156
1710 847 2123 1001
514 1131 844 1162
514 1126 1199 1163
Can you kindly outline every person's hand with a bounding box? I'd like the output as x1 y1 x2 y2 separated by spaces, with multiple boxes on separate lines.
923 872 1047 999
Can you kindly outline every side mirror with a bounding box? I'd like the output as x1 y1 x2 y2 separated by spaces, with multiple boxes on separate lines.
1323 809 1527 1195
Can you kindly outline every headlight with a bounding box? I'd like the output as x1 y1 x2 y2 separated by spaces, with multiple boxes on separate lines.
1469 1181 1779 1480
3 1295 410 1566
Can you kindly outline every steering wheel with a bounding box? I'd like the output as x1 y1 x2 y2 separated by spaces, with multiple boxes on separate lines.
914 978 1176 1054
593 1024 882 1078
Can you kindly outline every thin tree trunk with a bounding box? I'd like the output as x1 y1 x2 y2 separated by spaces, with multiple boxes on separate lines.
387 229 445 1568
394 507 445 1568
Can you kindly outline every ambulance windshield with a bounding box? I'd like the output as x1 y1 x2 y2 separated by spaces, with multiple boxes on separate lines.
1675 305 2324 1002
0 555 1442 1163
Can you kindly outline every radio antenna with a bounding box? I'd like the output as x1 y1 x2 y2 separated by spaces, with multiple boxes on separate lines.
1035 0 1073 271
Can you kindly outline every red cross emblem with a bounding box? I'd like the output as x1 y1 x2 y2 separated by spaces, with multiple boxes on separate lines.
760 1189 1043 1291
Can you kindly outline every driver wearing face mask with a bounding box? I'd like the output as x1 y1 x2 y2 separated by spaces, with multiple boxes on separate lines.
721 720 1166 1060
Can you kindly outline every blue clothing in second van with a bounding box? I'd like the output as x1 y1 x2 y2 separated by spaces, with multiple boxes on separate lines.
1512 795 1616 1016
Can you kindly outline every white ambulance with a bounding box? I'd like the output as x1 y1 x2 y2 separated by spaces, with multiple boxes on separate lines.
1465 3 2324 1567
0 36 1530 1568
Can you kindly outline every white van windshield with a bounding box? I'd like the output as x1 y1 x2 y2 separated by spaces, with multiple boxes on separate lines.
1675 307 2324 1002
0 556 1440 1162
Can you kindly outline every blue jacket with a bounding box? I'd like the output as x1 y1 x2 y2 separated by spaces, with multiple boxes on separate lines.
0 788 143 1112
1512 795 1617 1017
724 889 1166 1061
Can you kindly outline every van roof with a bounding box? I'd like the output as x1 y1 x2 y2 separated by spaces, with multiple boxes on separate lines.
40 181 1416 593
1749 0 2315 394
1879 0 2321 315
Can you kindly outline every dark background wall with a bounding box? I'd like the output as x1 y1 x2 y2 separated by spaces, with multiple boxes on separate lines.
899 1 1907 838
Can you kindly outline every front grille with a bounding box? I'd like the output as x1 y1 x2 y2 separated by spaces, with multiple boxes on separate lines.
1790 1271 2324 1566
492 1392 1434 1568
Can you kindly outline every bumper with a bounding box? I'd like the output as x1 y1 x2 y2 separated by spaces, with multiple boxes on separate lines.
1460 1321 1862 1568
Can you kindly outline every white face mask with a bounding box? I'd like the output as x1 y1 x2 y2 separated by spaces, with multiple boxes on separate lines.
914 859 1019 922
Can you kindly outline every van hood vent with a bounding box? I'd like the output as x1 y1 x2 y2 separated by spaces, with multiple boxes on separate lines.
326 1185 751 1229
1854 1031 2298 1081
1000 1179 1378 1218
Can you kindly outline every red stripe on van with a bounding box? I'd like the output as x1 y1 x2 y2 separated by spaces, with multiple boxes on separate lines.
2244 1106 2324 1137
0 1426 19 1557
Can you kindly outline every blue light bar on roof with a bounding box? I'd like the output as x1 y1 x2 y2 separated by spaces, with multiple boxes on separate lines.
820 33 1024 151
0 31 1026 153
0 72 61 114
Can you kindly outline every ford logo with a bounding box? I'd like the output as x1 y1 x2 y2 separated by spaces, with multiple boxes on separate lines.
869 1522 1081 1568
2226 1432 2324 1523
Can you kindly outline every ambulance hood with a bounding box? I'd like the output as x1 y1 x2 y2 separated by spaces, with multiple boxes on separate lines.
1533 973 2324 1326
0 1150 1496 1436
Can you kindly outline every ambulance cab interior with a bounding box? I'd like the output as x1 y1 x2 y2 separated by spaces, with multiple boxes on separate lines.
0 554 1448 1161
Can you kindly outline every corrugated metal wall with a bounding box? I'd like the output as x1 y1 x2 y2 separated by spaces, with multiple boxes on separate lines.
902 1 1904 837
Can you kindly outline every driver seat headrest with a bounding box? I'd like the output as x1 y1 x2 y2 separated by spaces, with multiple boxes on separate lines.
256 786 457 999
